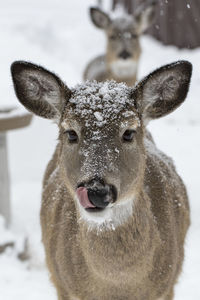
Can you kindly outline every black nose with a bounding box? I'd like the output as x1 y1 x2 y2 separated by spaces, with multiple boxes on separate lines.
119 50 131 60
78 178 117 209
88 187 109 208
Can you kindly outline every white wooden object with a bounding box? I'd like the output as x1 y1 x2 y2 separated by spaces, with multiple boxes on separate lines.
0 132 10 227
0 107 32 228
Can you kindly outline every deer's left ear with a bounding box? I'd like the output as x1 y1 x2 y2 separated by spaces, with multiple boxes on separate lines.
11 61 71 120
133 61 192 122
90 7 111 29
135 1 156 34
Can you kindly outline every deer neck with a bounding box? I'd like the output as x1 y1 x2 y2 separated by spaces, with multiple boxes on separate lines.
77 189 158 281
106 56 138 86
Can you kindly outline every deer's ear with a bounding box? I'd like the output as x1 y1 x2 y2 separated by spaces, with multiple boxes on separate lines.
135 1 156 34
133 61 192 122
11 61 71 120
90 7 111 29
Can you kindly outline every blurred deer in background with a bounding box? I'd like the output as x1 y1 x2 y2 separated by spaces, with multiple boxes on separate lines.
84 1 156 86
11 60 192 300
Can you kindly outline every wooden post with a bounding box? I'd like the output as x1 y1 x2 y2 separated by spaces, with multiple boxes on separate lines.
0 107 32 230
0 132 10 228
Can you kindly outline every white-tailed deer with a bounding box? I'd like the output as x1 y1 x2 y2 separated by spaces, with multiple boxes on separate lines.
11 60 192 300
84 2 156 86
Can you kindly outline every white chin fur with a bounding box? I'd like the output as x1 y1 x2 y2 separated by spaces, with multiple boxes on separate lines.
77 196 134 232
110 59 137 78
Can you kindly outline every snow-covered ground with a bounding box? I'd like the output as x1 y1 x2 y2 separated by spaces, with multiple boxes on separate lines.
0 0 200 299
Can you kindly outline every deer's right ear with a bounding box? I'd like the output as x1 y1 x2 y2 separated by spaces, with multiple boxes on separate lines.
90 7 111 29
133 61 192 123
135 1 156 34
11 61 71 120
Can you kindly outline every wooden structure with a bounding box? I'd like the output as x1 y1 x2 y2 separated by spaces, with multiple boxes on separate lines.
112 0 200 49
0 107 32 227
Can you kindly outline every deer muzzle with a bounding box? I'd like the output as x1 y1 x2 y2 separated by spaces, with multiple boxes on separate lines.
76 178 117 211
118 50 131 60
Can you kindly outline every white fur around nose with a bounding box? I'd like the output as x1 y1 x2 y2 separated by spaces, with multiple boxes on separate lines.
77 197 134 232
110 59 137 78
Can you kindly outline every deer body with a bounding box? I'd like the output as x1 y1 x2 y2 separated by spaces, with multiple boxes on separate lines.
84 54 137 86
84 4 155 86
11 60 192 300
42 137 189 300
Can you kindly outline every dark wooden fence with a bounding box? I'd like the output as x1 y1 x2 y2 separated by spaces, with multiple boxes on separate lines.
113 0 200 49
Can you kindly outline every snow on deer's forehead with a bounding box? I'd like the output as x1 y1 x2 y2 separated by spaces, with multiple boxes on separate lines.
68 80 137 127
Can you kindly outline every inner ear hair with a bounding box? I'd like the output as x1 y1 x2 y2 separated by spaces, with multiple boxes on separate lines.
11 61 71 120
133 61 192 121
90 7 111 29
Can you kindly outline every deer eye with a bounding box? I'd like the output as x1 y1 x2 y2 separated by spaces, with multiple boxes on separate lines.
130 33 137 39
122 129 136 142
110 35 117 40
65 130 78 143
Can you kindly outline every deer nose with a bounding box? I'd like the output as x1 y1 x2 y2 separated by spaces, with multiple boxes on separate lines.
77 178 117 209
88 187 109 208
119 50 131 60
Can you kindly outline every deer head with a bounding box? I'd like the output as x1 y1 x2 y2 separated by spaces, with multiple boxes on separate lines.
11 60 192 229
90 2 156 79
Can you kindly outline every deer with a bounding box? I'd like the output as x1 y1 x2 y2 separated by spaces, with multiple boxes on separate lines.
11 59 192 300
83 1 156 86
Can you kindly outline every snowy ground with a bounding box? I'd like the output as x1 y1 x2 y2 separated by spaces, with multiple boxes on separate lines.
0 0 200 299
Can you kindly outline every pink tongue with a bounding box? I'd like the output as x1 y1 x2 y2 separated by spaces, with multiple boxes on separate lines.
76 187 96 209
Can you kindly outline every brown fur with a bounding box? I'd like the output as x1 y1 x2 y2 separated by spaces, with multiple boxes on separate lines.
42 137 189 300
84 55 137 86
11 60 192 300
